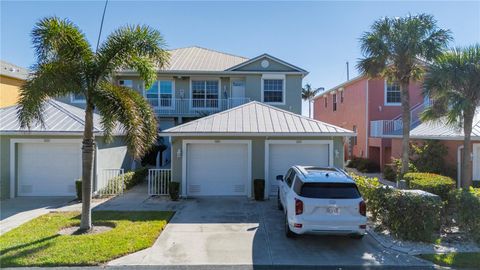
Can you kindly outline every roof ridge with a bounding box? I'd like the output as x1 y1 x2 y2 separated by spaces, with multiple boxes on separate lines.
169 46 248 60
47 99 91 130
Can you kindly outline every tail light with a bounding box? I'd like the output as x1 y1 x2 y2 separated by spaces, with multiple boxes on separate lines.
295 198 303 215
359 201 366 216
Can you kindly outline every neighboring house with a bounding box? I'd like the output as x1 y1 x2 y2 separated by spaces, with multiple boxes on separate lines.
0 99 132 199
313 75 426 170
56 46 309 166
386 110 480 187
0 60 28 108
162 101 354 198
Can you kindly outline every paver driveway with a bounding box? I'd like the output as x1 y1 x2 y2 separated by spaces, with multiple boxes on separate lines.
109 196 433 268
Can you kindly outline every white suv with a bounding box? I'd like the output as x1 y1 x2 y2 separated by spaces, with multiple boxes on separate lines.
277 166 367 239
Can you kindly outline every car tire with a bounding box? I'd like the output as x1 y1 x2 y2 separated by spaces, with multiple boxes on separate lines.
277 191 283 211
350 234 364 240
285 213 295 238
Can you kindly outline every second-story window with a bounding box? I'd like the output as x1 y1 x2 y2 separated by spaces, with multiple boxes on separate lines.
340 91 344 103
385 81 401 105
192 80 219 108
324 97 327 108
333 94 337 112
262 75 285 104
145 80 174 108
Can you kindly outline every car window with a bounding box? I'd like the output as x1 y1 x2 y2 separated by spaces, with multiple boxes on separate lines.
293 176 303 194
285 171 295 187
299 183 361 199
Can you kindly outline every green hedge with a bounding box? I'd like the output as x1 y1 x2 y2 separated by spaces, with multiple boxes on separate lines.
99 167 148 194
352 173 442 242
347 157 380 173
404 172 455 201
449 188 480 243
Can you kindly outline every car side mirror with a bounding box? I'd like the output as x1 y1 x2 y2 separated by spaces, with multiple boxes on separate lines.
276 175 284 181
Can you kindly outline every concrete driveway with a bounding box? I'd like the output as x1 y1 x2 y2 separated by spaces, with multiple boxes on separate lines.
109 197 433 268
0 196 73 235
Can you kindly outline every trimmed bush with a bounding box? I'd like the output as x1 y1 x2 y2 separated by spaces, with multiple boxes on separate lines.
404 172 455 201
99 167 148 194
347 157 380 173
383 164 396 181
75 180 82 201
449 188 480 243
351 174 392 220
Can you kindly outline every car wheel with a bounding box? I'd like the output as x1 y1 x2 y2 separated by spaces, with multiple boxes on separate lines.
350 234 364 240
285 213 295 238
277 191 283 211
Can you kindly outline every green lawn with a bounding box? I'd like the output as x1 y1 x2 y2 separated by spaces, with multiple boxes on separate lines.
0 211 173 267
418 252 480 269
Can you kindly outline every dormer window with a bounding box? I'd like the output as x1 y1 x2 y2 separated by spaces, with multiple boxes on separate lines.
385 81 401 105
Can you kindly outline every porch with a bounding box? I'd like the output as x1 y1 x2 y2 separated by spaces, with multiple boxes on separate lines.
147 97 251 116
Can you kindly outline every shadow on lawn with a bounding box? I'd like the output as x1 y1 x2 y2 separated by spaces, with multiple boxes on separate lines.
0 235 58 267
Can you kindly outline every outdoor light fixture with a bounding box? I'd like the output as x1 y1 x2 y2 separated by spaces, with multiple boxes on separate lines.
177 149 182 158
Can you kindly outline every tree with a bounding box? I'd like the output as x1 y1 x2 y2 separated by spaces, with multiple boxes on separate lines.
422 44 480 187
357 14 451 176
18 17 169 232
302 84 321 118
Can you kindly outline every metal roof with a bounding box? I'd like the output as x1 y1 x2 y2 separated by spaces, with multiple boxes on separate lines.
0 60 29 80
0 99 124 135
163 46 248 71
408 110 480 140
162 101 355 136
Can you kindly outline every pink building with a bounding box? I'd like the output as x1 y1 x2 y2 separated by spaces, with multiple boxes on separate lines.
313 76 424 170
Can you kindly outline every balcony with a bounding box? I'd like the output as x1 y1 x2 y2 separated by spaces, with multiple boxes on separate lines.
146 98 251 117
370 101 428 137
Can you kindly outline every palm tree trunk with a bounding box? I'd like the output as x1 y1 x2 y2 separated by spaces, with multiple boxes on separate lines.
400 81 411 176
80 100 95 232
462 108 474 188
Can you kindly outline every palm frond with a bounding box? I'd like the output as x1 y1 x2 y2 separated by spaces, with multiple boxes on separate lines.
93 82 158 159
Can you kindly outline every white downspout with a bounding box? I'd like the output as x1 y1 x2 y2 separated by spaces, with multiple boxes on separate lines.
365 79 369 158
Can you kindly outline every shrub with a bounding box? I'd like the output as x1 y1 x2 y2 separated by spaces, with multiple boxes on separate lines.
348 157 380 173
449 188 480 243
75 180 82 200
383 164 396 181
99 167 148 194
384 190 442 242
392 158 417 180
410 140 448 175
351 174 392 220
404 172 455 201
169 182 180 201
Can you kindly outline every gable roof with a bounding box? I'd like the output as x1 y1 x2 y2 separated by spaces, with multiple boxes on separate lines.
162 46 248 71
0 99 124 135
407 109 480 140
0 60 29 80
314 74 366 100
226 53 309 75
162 101 354 136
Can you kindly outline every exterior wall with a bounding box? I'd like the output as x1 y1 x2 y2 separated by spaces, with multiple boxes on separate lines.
169 136 345 197
0 134 130 199
314 79 368 158
233 57 300 72
0 75 23 108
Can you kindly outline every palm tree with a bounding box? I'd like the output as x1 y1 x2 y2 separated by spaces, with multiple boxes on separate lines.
422 44 480 187
302 84 322 118
18 17 169 232
357 14 451 176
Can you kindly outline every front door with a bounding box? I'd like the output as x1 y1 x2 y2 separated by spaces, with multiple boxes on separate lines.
231 80 245 106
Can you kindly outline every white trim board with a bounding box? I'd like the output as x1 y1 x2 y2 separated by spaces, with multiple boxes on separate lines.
9 138 83 198
181 140 252 198
264 140 334 199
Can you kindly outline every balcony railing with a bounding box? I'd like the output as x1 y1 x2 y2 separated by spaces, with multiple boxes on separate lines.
145 98 251 116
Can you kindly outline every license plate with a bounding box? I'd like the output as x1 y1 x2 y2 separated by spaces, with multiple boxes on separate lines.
327 206 340 215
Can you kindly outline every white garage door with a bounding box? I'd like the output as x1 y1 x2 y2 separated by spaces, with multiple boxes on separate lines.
268 142 330 195
18 143 81 196
186 143 249 196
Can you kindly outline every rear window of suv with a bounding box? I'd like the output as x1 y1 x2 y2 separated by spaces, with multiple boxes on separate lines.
299 183 361 199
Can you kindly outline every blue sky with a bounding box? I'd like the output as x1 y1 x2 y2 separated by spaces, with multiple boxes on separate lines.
1 1 479 115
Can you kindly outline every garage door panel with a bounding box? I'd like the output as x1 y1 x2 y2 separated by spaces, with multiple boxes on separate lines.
268 143 330 195
18 143 81 196
187 143 248 196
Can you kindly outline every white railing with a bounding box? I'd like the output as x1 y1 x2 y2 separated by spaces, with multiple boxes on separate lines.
145 98 250 116
97 168 125 196
370 120 403 137
148 169 171 196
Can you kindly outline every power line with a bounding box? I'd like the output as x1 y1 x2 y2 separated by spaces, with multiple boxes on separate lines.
95 0 109 53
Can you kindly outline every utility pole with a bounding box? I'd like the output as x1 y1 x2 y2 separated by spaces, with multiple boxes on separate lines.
346 61 350 80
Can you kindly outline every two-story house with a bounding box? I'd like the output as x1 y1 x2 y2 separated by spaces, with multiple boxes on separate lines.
313 75 426 171
0 60 28 108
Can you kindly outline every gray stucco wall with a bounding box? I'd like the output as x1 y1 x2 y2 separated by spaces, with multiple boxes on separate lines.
169 136 345 197
234 57 300 72
0 134 131 199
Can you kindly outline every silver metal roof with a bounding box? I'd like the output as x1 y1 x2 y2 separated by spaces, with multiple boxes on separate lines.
409 110 480 140
0 60 29 80
162 101 354 136
0 99 124 135
163 46 248 71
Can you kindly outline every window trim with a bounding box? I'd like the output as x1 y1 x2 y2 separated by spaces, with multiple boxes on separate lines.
261 74 286 105
333 93 337 112
70 93 86 104
324 96 328 108
384 80 401 106
189 77 221 110
340 91 344 103
144 79 176 109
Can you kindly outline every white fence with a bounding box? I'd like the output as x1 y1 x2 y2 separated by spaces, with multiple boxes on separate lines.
97 168 125 196
370 119 403 137
148 169 171 196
